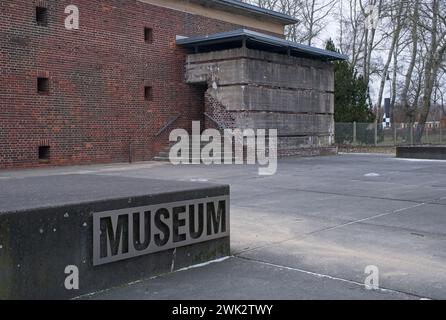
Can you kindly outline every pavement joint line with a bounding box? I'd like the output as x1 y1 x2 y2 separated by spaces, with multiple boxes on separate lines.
305 202 426 235
235 256 430 300
170 248 177 273
232 232 318 256
233 182 446 208
73 256 233 300
338 153 394 156
348 178 442 189
230 188 303 201
232 204 351 223
232 202 428 256
269 186 446 207
351 221 446 239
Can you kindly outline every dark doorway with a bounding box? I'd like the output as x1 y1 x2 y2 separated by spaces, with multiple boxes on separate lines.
191 84 207 134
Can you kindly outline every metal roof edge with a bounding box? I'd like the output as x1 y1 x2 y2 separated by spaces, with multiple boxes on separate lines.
177 29 349 61
206 0 298 25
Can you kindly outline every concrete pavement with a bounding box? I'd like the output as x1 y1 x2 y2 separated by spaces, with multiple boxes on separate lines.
2 154 446 299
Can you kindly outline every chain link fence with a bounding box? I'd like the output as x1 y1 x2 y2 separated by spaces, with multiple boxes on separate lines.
335 122 445 146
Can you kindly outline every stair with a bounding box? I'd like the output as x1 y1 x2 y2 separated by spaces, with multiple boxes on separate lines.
154 142 238 163
154 139 251 163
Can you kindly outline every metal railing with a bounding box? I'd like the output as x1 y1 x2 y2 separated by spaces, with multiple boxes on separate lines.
155 113 182 137
335 121 445 146
203 112 229 131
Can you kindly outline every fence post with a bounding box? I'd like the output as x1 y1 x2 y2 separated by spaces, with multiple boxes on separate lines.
440 123 443 144
374 120 378 146
393 124 397 146
410 125 414 145
353 121 357 145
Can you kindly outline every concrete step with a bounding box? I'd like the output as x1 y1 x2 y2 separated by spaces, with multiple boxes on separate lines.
158 151 240 157
154 138 274 162
154 157 240 163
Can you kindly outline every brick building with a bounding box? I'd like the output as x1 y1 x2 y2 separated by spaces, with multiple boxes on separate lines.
0 0 345 169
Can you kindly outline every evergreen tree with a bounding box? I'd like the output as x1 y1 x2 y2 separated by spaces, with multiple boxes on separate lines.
325 39 374 123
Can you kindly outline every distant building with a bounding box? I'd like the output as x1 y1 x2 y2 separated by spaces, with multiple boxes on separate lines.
0 0 346 168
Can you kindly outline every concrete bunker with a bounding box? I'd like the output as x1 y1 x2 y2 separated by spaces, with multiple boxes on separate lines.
177 29 347 157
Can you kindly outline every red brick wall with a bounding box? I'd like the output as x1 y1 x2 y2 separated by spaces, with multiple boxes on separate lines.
0 0 281 169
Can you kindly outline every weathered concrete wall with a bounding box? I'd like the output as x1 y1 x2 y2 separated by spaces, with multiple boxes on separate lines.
214 86 334 114
186 48 334 91
0 175 230 299
185 47 336 156
397 146 446 160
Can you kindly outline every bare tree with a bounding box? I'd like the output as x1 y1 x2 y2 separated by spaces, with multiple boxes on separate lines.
415 0 446 142
298 0 337 45
375 0 405 110
243 0 446 134
400 0 420 124
245 0 336 45
339 0 385 106
244 0 300 40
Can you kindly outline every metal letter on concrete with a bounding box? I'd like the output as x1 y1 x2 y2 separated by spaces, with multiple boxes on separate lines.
93 196 230 266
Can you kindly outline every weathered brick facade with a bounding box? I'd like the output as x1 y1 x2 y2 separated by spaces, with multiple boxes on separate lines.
204 91 236 131
0 0 282 168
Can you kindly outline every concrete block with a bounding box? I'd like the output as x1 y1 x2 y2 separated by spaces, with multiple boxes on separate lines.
214 85 334 114
244 60 332 92
186 48 330 69
185 59 247 85
233 112 334 136
0 175 230 299
185 48 334 92
396 146 446 160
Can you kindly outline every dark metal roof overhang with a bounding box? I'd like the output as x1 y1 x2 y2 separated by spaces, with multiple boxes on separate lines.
190 0 298 25
177 29 348 61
